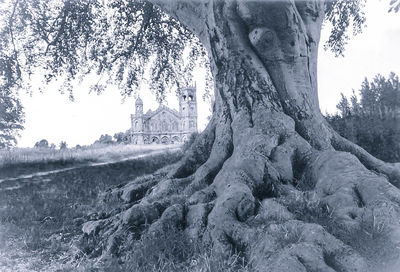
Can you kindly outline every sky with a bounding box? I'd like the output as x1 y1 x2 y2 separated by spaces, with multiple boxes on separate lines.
318 1 400 114
14 0 400 148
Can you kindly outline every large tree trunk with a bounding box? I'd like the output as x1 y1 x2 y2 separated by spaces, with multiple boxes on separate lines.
81 1 400 271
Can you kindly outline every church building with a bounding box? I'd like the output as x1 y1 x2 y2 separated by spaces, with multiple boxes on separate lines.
131 86 198 144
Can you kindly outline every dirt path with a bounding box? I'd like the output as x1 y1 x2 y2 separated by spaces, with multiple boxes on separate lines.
0 149 182 272
0 148 179 192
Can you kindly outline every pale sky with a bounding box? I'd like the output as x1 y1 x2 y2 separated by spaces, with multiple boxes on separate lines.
15 0 400 148
318 0 400 114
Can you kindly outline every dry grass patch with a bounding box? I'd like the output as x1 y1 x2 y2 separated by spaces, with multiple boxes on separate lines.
0 150 183 272
0 144 180 179
74 227 251 272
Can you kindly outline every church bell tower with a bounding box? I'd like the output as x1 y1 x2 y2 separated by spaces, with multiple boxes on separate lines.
131 96 144 144
179 85 198 133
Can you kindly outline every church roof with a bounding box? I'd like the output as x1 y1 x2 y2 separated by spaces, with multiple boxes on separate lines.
143 104 180 120
135 96 143 105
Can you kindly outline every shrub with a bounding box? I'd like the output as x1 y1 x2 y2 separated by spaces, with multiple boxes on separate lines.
93 134 114 145
59 141 68 149
34 139 49 148
114 131 131 144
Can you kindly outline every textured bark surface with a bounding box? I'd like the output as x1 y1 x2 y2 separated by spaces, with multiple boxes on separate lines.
80 1 400 271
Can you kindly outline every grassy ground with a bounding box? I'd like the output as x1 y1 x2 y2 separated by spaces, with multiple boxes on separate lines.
0 147 183 272
2 142 397 271
0 144 178 179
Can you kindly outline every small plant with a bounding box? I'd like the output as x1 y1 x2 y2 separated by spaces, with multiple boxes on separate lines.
59 141 68 149
122 227 251 272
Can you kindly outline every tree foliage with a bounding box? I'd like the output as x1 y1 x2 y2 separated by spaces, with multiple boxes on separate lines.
0 90 24 148
325 0 399 56
114 130 131 144
94 133 114 145
0 0 396 147
390 0 400 12
0 0 382 95
326 72 400 162
0 0 209 98
59 140 67 149
34 138 49 148
325 0 366 56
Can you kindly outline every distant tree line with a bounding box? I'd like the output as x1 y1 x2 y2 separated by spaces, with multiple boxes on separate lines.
34 139 67 149
93 130 131 145
326 72 400 162
33 130 131 149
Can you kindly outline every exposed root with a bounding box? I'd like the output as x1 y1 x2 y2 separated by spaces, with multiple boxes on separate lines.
270 132 313 184
184 111 233 196
78 109 400 272
294 150 400 268
167 115 217 179
185 202 214 240
250 221 367 272
331 130 400 188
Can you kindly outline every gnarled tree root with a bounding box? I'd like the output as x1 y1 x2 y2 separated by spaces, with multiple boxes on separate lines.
331 130 400 188
79 109 400 272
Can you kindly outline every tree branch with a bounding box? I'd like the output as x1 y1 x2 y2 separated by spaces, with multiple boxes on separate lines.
146 0 206 41
45 2 69 55
8 0 21 79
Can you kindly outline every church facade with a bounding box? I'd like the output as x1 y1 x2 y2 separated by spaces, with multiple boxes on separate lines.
130 86 198 144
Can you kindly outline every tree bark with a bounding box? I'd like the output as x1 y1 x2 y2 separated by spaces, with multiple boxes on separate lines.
81 1 400 271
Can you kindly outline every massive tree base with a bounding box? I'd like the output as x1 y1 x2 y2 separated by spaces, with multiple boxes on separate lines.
79 106 400 272
77 2 400 271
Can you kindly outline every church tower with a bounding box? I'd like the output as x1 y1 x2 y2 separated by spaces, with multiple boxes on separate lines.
179 85 198 133
136 96 143 114
131 96 144 144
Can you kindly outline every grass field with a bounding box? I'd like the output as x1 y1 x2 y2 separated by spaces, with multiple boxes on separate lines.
0 144 179 179
0 146 183 272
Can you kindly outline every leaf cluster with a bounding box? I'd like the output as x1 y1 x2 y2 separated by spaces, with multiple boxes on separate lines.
0 89 24 148
324 0 367 56
0 0 209 100
0 0 397 148
2 0 398 93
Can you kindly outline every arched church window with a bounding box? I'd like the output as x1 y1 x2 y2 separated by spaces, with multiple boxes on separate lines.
189 95 193 101
162 121 168 131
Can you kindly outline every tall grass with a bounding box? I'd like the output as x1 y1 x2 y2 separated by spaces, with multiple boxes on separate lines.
0 144 181 179
121 228 251 272
0 150 183 272
59 227 251 272
0 144 180 166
